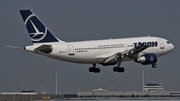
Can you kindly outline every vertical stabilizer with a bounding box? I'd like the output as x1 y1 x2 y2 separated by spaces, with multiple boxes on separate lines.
19 10 65 44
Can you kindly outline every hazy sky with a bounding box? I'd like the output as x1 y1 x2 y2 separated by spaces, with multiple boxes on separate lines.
1 0 180 94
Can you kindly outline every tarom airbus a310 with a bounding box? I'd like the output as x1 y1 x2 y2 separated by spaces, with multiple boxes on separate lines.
7 10 174 73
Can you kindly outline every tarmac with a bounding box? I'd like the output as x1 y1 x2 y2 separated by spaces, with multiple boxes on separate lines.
0 94 76 101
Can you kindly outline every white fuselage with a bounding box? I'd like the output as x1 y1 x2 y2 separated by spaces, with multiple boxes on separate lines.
25 36 174 65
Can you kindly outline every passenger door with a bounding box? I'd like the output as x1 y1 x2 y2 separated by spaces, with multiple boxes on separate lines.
158 39 164 49
68 45 75 55
124 44 128 51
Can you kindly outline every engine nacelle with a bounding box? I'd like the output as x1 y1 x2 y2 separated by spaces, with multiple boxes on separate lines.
134 53 157 65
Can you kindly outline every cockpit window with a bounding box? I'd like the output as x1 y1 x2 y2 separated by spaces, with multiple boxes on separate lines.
167 41 171 44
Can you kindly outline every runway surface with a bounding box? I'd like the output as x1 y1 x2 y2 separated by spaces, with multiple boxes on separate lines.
35 97 180 101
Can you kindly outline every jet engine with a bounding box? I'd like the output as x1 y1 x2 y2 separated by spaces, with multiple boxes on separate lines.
134 53 157 65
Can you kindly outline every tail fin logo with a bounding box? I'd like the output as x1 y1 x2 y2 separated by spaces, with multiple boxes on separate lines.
25 14 47 42
20 10 64 43
29 19 47 41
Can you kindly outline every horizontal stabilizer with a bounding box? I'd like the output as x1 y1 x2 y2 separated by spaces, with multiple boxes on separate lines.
34 45 52 54
5 46 24 50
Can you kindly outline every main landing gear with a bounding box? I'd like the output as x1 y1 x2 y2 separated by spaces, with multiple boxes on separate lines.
89 57 125 73
113 67 125 73
89 64 100 73
113 57 125 73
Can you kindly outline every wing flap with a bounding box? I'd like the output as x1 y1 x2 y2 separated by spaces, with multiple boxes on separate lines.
94 53 116 59
104 54 117 63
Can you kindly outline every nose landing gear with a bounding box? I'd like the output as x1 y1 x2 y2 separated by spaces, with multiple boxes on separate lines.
152 64 157 68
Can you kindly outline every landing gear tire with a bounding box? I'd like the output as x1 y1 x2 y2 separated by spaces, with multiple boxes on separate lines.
152 64 157 68
95 68 100 73
119 67 125 72
89 67 100 73
89 67 93 72
113 67 125 73
113 67 118 72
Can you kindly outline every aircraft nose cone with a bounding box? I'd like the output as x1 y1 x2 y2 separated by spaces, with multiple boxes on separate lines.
168 43 174 52
171 44 174 50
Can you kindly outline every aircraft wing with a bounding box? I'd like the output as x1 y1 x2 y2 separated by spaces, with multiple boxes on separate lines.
121 44 149 56
104 44 149 63
94 53 117 59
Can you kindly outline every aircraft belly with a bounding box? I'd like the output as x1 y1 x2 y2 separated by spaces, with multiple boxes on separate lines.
50 51 102 64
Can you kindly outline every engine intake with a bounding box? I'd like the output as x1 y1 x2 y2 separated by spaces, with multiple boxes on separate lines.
135 53 157 65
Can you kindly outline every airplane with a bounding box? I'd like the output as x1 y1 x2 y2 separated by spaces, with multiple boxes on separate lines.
8 9 174 73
